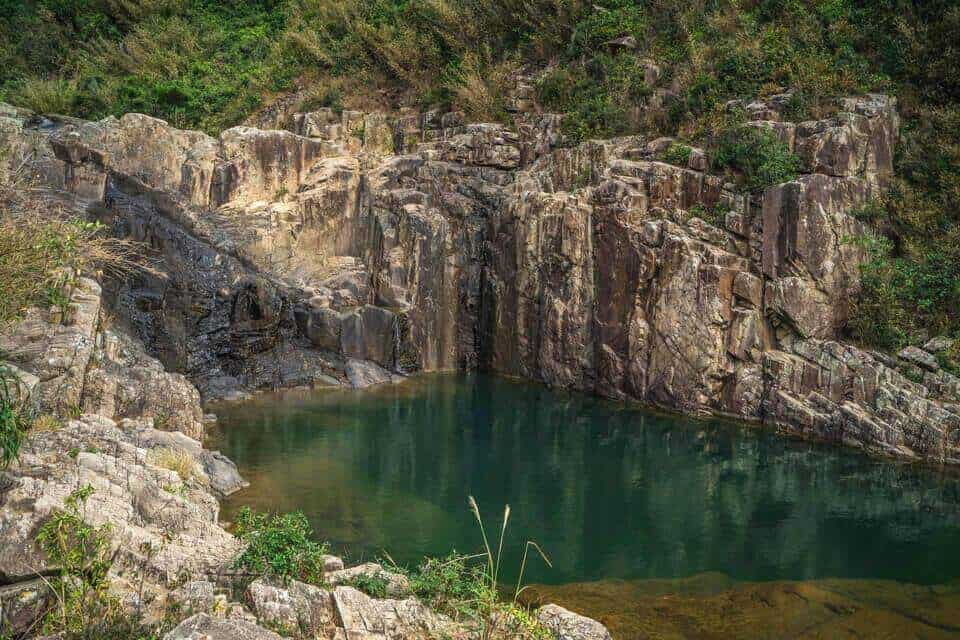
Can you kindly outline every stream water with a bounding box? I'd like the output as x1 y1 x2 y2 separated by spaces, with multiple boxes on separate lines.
209 373 960 638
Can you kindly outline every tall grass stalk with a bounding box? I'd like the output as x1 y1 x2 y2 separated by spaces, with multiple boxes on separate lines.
467 495 552 638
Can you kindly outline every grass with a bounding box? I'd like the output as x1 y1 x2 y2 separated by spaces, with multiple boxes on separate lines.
31 413 62 432
375 497 552 639
0 365 30 468
147 446 199 483
0 167 144 328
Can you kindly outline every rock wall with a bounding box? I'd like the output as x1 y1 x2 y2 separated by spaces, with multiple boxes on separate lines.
6 92 959 464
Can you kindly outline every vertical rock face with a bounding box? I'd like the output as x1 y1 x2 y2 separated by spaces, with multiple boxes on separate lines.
761 174 873 339
12 92 959 463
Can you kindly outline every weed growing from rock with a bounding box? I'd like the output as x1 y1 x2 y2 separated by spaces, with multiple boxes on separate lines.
0 366 29 468
232 508 330 586
34 485 165 639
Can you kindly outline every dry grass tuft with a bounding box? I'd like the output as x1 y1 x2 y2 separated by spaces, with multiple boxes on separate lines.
147 446 199 483
0 163 150 328
31 414 62 432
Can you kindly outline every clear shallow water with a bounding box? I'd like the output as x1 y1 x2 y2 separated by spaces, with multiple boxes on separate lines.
210 373 960 589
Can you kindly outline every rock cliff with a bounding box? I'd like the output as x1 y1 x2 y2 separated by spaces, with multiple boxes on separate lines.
0 213 611 639
2 91 958 464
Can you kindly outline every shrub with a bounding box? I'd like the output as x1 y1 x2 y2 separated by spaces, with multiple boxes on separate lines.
847 105 960 347
343 571 389 599
662 143 692 167
398 553 490 622
712 125 802 191
9 77 78 115
232 508 329 585
537 52 649 143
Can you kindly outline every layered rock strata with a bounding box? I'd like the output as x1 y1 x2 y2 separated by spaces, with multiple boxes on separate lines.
3 92 957 463
0 258 610 640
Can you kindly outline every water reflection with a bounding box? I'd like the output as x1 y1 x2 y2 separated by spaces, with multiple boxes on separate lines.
210 373 960 587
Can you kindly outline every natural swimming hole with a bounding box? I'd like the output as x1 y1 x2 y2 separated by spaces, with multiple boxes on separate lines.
209 373 960 638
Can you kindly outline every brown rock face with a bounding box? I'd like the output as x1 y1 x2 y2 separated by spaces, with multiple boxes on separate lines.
13 92 959 463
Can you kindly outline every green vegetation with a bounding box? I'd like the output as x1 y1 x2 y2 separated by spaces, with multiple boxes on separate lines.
847 107 960 348
0 159 143 330
661 143 693 168
0 366 29 468
232 507 330 585
379 498 551 639
36 485 165 639
713 124 802 191
1 0 292 133
342 570 389 599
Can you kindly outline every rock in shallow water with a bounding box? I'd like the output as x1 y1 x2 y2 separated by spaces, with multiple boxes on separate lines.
538 604 613 640
345 359 400 389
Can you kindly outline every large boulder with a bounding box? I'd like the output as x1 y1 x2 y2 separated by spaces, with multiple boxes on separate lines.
0 415 241 587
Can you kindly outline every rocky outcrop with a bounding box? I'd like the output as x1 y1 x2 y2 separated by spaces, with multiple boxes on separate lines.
0 414 241 580
0 276 102 418
0 260 247 633
0 274 208 440
0 413 243 634
246 579 467 640
4 91 956 463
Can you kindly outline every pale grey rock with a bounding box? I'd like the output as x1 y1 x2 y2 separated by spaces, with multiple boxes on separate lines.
0 415 241 586
164 613 283 640
924 336 955 354
171 580 217 615
345 359 395 389
330 586 464 640
538 604 612 640
83 327 205 439
247 578 337 638
898 345 940 371
321 554 345 572
0 363 38 408
0 277 102 417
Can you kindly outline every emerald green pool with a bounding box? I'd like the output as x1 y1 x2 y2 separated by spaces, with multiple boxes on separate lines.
210 373 960 591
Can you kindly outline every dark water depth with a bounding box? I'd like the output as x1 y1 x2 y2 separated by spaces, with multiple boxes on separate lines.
210 373 960 590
